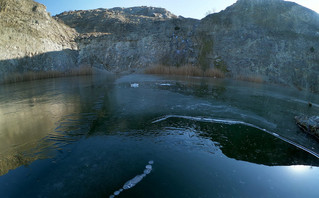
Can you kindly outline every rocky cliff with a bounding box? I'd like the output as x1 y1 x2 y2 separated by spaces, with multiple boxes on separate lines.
53 0 319 92
199 0 319 91
1 0 319 92
55 7 199 72
0 0 78 78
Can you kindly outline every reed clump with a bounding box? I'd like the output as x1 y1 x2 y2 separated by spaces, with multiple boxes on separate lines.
235 74 264 83
145 64 225 78
2 66 93 84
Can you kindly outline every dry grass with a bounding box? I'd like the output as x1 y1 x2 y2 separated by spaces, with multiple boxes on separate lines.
235 74 264 83
145 64 225 78
2 66 93 84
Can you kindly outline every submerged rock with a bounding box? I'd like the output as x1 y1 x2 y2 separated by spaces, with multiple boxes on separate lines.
295 115 319 140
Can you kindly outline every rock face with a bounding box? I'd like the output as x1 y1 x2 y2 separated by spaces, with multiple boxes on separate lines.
198 0 319 91
295 115 319 140
56 7 199 72
1 0 319 92
0 0 78 78
55 0 319 91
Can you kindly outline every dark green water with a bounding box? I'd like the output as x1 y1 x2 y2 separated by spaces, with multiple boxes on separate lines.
0 74 319 197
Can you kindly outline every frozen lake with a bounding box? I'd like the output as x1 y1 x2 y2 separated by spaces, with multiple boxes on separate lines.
0 74 319 197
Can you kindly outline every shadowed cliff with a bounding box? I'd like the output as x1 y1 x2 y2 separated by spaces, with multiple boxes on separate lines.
199 0 319 91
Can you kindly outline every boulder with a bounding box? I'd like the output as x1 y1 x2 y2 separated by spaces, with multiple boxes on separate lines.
295 115 319 140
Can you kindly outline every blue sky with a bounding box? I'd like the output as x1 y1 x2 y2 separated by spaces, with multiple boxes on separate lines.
36 0 319 19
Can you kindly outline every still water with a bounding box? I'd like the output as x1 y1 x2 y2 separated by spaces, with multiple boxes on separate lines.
0 74 319 197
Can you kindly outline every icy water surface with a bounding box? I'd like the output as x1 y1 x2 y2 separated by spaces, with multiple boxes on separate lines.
0 74 319 197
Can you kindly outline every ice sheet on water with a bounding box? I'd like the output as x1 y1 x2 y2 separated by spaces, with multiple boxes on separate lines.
152 115 319 159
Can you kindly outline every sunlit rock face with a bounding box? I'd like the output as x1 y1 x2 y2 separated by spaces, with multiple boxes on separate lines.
0 0 78 78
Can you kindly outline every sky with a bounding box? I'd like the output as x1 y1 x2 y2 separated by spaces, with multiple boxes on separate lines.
36 0 319 19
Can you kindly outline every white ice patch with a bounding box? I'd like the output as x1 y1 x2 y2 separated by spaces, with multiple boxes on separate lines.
123 175 144 189
144 169 151 174
130 83 139 88
110 160 154 197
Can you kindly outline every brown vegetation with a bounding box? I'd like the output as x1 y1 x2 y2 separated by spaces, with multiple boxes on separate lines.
2 66 93 84
145 64 225 78
235 74 264 83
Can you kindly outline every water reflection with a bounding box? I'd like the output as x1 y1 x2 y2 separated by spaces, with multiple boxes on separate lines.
289 165 312 173
0 96 73 175
0 76 114 175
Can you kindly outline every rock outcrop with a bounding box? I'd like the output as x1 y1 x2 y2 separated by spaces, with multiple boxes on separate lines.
199 0 319 91
55 7 199 72
295 115 319 140
0 0 78 78
1 0 319 92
